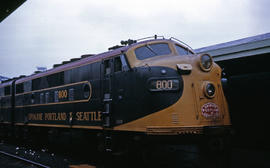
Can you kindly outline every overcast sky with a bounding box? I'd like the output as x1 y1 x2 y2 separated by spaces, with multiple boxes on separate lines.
0 0 269 78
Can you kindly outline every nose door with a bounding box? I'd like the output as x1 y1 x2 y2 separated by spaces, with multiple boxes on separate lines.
101 55 129 128
102 59 113 127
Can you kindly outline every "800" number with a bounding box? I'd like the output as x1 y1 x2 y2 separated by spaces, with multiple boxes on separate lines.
58 90 68 99
149 79 179 92
156 80 173 90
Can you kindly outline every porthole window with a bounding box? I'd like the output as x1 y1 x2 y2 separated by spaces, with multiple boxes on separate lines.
31 93 35 104
40 93 44 104
45 92 50 104
54 91 59 102
83 84 90 99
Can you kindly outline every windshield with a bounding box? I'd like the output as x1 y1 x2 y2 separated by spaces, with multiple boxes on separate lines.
175 45 193 55
135 43 171 60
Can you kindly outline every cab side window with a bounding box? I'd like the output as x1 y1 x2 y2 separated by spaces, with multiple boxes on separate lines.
104 60 111 75
114 55 129 72
114 57 122 72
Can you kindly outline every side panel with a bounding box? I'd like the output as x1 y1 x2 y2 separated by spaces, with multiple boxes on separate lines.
14 61 103 128
101 58 113 127
14 94 24 123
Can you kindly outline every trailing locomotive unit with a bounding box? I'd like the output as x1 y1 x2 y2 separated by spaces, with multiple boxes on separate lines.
0 36 231 151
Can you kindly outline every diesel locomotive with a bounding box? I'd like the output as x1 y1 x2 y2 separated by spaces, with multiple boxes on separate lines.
0 36 231 157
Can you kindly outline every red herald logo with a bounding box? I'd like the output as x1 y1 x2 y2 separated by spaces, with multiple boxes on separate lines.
201 102 219 119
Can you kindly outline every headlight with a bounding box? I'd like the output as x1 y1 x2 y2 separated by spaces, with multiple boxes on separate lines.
204 82 216 98
199 54 213 71
149 79 180 91
204 82 215 98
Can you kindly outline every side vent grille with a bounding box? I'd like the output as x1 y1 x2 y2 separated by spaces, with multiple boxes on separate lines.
172 113 179 124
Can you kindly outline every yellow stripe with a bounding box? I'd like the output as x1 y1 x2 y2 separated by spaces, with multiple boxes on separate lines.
15 99 89 108
69 164 96 168
0 121 11 124
1 106 11 109
15 81 92 108
14 123 25 126
14 123 103 130
0 95 11 98
27 123 71 128
71 125 102 130
15 80 90 96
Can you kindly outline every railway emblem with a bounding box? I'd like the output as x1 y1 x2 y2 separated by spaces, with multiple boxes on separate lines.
201 102 219 119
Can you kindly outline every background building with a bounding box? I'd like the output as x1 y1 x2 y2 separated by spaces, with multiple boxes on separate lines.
0 75 9 83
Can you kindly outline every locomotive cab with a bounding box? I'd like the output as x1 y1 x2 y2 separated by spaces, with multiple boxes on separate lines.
114 38 231 135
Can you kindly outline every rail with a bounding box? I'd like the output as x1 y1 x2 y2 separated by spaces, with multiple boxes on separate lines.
0 150 50 168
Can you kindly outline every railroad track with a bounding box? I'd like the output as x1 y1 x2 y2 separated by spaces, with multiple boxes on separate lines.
0 150 50 168
0 142 97 168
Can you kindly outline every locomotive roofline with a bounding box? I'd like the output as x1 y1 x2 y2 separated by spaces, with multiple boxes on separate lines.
13 38 193 84
0 80 13 88
14 45 129 84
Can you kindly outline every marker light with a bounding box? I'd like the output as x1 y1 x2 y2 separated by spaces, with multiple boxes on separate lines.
199 54 213 71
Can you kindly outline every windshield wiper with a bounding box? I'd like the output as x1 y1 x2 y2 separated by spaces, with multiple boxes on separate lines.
145 44 158 56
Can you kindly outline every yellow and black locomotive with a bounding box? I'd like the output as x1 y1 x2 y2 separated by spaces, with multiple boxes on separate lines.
0 36 231 159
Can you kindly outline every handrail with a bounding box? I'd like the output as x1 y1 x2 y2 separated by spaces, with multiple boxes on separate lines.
120 35 194 54
136 35 165 42
170 37 195 53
